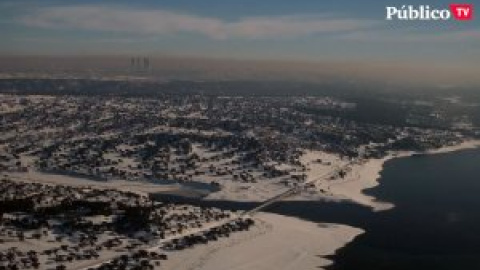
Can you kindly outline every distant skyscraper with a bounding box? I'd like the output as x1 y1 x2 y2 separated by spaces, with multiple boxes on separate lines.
130 56 151 73
144 57 149 70
136 57 141 70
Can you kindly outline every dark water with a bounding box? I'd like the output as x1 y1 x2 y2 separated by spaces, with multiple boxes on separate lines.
152 148 480 270
329 148 480 270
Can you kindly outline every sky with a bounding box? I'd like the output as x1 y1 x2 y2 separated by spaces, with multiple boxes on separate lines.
0 0 479 68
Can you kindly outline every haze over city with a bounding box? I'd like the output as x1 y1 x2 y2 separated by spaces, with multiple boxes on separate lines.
1 0 479 85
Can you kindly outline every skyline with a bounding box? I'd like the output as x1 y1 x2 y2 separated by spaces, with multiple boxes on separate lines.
0 0 479 84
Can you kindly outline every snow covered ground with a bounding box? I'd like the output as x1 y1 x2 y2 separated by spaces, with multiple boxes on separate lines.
162 212 363 270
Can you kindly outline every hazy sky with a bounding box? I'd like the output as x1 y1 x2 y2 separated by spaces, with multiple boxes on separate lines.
1 0 478 67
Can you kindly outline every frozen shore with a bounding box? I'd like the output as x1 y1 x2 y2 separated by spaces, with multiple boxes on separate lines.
168 140 480 270
161 212 363 270
322 139 480 211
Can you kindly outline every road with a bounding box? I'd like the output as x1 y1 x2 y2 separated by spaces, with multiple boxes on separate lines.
75 214 243 270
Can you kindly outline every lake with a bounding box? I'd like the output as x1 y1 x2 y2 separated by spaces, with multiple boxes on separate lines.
329 148 480 270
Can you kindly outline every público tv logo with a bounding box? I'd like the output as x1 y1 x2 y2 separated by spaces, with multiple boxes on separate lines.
386 3 473 20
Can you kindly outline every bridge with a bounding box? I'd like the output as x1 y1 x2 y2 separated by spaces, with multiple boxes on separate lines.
244 159 355 215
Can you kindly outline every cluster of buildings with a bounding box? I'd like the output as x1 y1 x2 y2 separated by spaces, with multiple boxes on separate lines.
0 178 253 270
0 94 466 189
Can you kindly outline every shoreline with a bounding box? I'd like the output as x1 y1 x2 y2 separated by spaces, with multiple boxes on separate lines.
162 212 364 270
183 139 480 270
324 139 480 211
